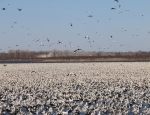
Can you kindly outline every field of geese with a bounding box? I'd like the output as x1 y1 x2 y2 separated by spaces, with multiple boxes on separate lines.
0 62 150 115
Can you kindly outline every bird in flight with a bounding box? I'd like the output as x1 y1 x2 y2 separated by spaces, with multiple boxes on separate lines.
57 40 62 44
85 36 90 39
18 8 22 11
88 15 93 17
70 23 73 26
47 38 50 42
49 43 55 47
35 39 40 42
2 8 6 10
111 8 116 10
74 49 83 53
114 0 119 2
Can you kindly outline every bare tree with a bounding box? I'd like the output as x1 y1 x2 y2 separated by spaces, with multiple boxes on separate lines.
52 49 57 57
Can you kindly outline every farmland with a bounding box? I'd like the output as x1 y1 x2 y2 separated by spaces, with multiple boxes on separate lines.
0 62 150 114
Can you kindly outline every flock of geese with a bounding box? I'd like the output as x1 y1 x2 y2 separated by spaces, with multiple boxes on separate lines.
0 62 150 115
1 1 150 115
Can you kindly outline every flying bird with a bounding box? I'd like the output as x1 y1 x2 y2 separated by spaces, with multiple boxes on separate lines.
35 39 40 42
2 8 6 10
88 15 93 17
57 40 62 44
74 49 83 53
47 38 50 42
49 43 55 47
70 23 73 26
114 0 119 2
85 36 90 39
18 8 22 11
111 8 116 10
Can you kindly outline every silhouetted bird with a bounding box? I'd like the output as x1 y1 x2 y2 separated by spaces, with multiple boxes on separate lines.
49 43 55 47
18 8 22 11
70 23 73 26
114 0 119 2
74 49 82 53
111 8 116 10
88 15 93 17
57 41 62 44
47 38 50 42
2 8 6 10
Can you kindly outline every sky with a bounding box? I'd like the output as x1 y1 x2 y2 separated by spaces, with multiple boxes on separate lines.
0 0 150 52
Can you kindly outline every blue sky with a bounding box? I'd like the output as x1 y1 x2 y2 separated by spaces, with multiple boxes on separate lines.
0 0 150 52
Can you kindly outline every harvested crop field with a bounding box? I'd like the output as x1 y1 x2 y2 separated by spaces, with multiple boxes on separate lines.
0 62 150 115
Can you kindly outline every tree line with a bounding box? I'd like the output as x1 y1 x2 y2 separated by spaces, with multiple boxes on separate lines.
0 49 150 59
